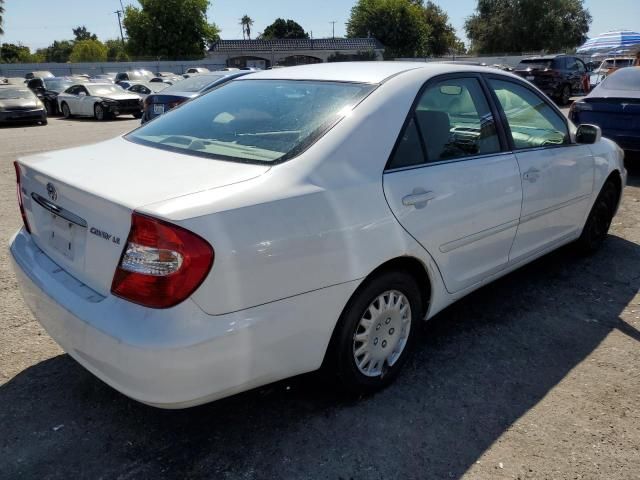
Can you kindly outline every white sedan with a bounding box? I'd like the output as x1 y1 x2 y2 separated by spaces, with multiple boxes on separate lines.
57 83 143 120
11 63 626 408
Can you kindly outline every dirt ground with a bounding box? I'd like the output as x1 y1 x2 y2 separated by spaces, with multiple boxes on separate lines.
0 117 639 479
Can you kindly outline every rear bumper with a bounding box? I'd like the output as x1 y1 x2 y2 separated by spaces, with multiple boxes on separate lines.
10 228 356 408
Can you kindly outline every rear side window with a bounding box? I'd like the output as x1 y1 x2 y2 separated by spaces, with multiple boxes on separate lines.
489 79 569 149
388 77 501 169
601 68 640 90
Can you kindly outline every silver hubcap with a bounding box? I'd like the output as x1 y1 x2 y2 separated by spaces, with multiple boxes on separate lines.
353 290 411 377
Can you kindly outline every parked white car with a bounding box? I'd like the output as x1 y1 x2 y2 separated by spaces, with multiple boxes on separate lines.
126 82 168 100
57 83 143 120
11 63 626 408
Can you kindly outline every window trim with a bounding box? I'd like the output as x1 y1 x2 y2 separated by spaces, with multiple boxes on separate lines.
481 73 573 152
384 72 510 172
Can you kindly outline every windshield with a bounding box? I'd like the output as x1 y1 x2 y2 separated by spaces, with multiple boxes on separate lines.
0 88 35 100
87 84 125 96
127 80 375 164
601 68 640 91
518 59 554 69
162 74 226 93
44 79 73 92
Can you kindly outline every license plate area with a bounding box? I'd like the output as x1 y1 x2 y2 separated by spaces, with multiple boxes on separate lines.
49 214 77 260
154 104 165 114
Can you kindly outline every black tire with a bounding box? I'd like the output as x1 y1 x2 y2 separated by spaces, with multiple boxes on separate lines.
40 117 48 126
326 271 423 395
575 180 618 254
94 103 106 121
560 84 571 106
44 100 54 116
61 102 72 118
133 111 143 119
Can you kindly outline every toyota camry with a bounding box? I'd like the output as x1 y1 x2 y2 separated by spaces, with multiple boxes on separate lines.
10 63 626 408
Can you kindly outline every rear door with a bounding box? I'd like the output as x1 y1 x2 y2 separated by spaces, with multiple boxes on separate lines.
486 76 594 262
383 74 522 294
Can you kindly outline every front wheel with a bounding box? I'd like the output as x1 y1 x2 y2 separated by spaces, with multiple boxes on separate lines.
94 103 106 121
44 100 54 116
575 180 618 254
327 271 422 395
132 111 143 119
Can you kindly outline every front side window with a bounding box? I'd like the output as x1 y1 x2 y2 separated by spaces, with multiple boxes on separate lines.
127 80 375 164
388 77 501 169
489 79 569 149
87 85 124 96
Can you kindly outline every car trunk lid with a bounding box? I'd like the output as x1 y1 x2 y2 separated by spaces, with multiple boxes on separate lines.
17 136 270 296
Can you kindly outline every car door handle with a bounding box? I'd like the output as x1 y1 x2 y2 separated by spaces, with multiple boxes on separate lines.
402 191 436 208
523 169 540 183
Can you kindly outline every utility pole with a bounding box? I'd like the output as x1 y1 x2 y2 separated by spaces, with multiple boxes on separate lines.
115 10 125 46
329 21 336 39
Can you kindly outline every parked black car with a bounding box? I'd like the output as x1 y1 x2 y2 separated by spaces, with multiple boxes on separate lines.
514 55 589 105
141 71 250 124
26 77 75 115
0 85 47 125
24 71 54 80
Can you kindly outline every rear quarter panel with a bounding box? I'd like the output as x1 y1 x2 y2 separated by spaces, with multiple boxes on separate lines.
140 70 448 316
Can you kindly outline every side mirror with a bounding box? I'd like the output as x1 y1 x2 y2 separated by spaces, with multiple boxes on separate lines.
576 124 602 144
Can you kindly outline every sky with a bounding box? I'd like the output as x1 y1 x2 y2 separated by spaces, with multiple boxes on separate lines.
1 0 639 51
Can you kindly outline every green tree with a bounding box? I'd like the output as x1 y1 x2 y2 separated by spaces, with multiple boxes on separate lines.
240 14 254 40
347 0 428 58
39 40 75 63
69 39 108 62
261 18 309 39
1 43 33 63
465 0 591 54
123 0 220 59
105 39 130 61
72 25 98 42
423 1 464 56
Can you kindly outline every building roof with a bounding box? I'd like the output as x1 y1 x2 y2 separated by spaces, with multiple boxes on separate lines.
209 38 385 53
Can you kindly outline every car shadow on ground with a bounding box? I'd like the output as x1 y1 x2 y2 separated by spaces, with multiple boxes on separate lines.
1 235 639 479
57 116 139 123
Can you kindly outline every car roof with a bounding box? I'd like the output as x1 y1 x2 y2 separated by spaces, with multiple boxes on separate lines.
237 62 509 84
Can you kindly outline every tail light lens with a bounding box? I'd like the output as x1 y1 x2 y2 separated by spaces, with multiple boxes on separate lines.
14 162 31 234
111 213 214 309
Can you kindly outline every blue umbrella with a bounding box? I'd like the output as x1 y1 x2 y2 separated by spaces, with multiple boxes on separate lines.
577 30 640 53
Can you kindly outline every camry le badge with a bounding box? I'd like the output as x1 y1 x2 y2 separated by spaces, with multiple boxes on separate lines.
46 182 57 202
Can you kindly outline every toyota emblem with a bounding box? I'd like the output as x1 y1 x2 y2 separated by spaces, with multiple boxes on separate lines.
46 182 57 202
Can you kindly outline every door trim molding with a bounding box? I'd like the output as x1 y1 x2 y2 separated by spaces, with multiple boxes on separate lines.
439 219 519 253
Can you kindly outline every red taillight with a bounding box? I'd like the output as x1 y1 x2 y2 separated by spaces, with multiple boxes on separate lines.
111 213 214 309
13 162 31 234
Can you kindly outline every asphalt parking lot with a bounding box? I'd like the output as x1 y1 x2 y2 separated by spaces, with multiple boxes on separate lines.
1 116 639 480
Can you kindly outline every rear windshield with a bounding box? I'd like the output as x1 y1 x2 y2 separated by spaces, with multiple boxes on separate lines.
162 74 226 93
601 68 640 91
126 79 375 164
0 88 35 99
518 59 554 69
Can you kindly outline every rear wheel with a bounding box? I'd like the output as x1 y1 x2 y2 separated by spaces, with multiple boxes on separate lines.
327 271 422 395
133 111 143 119
559 84 571 106
575 180 618 254
61 102 72 118
94 104 106 121
44 100 54 116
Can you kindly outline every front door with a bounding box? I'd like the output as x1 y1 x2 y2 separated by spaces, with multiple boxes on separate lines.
383 75 523 294
487 77 595 262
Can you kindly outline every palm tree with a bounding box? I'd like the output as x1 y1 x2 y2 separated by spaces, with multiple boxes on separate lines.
0 0 5 36
240 15 254 40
